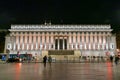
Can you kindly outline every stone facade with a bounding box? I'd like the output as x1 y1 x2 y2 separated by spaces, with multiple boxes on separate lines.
4 24 116 59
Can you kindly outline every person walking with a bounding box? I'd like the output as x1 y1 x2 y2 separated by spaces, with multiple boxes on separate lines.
48 56 52 66
114 55 119 65
43 55 47 67
110 55 113 63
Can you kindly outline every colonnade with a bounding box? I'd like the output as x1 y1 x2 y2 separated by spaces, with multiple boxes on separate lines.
10 31 115 51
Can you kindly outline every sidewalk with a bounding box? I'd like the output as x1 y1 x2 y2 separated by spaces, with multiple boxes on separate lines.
0 62 120 80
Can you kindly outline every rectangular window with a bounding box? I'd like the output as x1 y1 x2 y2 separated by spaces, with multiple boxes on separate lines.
112 45 114 49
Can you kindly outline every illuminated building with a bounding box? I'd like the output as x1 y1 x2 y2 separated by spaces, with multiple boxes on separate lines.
4 24 116 60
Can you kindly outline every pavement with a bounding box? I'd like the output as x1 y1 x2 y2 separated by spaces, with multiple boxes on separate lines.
0 62 120 80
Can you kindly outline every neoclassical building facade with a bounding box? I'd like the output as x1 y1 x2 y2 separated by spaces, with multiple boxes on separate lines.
4 24 116 58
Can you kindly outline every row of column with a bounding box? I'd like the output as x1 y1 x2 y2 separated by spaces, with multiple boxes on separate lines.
15 32 111 45
12 32 112 50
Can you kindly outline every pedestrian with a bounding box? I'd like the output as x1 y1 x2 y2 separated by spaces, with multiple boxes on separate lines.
114 55 119 65
48 56 52 66
110 55 113 63
43 55 47 67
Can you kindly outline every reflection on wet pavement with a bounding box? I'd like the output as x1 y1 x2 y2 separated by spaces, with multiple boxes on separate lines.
0 62 120 80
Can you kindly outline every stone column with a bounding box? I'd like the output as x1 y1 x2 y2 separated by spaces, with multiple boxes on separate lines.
25 32 27 50
69 32 71 49
38 33 40 50
89 43 91 50
51 32 53 49
82 32 84 50
29 32 32 50
22 43 24 50
27 44 29 50
58 37 59 50
73 32 76 49
63 37 65 50
77 33 80 44
13 42 16 50
33 32 36 50
31 43 33 50
72 44 73 50
86 32 88 43
36 43 38 50
18 43 20 50
53 36 55 50
67 37 69 50
103 32 106 44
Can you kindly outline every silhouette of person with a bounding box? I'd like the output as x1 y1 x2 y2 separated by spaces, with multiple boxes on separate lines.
110 55 113 62
48 56 52 66
115 55 119 65
43 55 47 67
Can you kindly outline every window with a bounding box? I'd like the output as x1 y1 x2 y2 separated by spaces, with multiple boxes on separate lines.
7 44 10 49
112 44 114 49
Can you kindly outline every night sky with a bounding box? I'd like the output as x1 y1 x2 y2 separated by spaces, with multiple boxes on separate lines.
0 0 120 26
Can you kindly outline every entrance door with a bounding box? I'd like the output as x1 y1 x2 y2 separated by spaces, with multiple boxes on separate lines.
59 39 63 50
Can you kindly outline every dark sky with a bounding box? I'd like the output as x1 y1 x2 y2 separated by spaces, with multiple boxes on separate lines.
0 0 120 26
